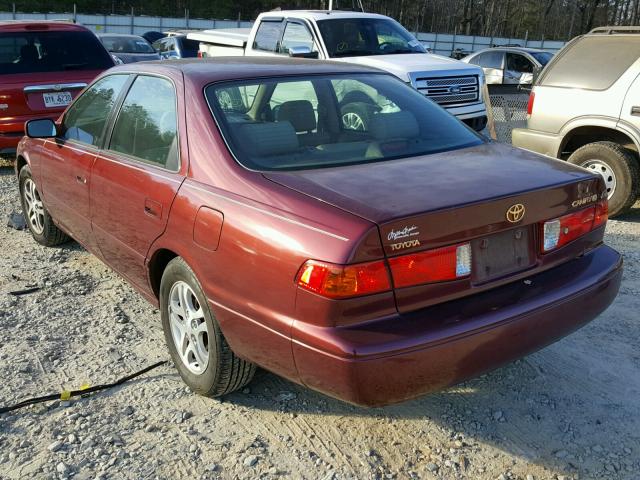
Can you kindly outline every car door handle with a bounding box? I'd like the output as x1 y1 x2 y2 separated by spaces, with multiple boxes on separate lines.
76 175 87 185
631 106 640 116
144 198 162 218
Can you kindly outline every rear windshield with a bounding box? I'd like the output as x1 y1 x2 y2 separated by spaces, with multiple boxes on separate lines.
540 36 640 90
0 30 113 75
100 35 154 54
206 74 482 171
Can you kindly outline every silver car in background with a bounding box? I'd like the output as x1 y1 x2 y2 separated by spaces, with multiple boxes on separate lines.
513 26 640 216
463 47 553 89
97 33 160 64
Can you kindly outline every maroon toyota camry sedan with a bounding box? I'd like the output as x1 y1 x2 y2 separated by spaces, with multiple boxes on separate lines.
15 58 622 407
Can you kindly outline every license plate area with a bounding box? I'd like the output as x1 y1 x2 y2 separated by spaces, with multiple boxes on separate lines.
471 227 535 284
42 91 72 108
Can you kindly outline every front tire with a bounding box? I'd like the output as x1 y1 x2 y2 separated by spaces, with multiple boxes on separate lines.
160 257 255 397
567 141 639 217
18 165 70 246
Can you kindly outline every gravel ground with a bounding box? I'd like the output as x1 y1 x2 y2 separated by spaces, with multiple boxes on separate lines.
0 163 639 480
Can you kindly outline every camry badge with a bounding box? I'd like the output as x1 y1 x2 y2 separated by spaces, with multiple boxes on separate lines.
506 204 526 223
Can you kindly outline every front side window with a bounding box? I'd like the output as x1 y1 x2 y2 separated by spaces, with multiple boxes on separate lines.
317 18 425 58
206 74 482 171
0 30 113 75
253 20 283 52
280 22 316 54
109 76 179 170
62 74 129 146
476 51 504 69
506 53 533 73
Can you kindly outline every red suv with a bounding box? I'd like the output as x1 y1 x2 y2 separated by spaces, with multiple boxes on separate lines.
0 21 114 160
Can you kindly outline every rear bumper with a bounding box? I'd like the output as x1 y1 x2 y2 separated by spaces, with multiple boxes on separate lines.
292 245 622 406
511 127 561 157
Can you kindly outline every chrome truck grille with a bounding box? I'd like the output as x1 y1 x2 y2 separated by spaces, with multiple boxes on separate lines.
413 75 480 106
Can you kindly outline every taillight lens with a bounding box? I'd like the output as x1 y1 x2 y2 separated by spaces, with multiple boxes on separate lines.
527 91 535 116
388 243 471 288
296 259 391 299
541 200 607 253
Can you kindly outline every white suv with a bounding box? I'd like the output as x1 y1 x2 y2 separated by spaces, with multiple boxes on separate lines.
513 26 640 216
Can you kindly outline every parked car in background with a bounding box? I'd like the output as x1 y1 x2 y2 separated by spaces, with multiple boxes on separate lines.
16 58 621 406
513 26 640 216
189 10 490 132
0 20 113 160
97 33 160 64
152 34 199 59
142 30 165 44
462 47 553 89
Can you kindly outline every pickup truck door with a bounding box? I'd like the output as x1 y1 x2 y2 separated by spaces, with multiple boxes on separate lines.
90 74 185 291
504 52 535 85
39 74 130 252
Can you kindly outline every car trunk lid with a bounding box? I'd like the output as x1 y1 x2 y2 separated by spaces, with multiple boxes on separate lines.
264 142 604 312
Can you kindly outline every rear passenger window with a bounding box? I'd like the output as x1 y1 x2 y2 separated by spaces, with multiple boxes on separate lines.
109 75 179 170
541 36 640 90
253 20 283 52
63 74 129 147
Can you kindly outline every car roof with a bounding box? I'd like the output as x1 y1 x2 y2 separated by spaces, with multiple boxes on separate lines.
108 56 383 83
473 46 549 55
259 10 390 21
0 20 88 32
97 33 145 38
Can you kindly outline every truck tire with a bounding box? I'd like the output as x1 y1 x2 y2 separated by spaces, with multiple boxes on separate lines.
567 141 639 217
18 165 70 246
160 257 256 398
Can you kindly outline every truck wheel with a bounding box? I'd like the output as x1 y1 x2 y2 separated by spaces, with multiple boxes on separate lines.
160 257 256 397
341 102 373 132
567 141 639 217
18 165 70 246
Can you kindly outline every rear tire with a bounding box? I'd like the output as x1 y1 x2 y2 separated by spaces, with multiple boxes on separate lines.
567 141 639 217
160 257 255 397
18 165 70 246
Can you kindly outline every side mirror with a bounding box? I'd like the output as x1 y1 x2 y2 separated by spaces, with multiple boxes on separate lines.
25 119 57 139
288 46 319 59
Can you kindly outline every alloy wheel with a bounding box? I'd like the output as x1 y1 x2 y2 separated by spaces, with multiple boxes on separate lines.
168 281 209 375
342 112 366 131
23 178 45 235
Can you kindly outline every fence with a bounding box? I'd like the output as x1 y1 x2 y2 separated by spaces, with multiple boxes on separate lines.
416 32 566 57
0 9 564 55
488 93 530 144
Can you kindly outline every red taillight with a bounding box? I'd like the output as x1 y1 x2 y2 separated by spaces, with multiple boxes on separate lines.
541 200 607 253
388 243 471 288
197 51 203 58
594 198 608 228
296 259 391 299
527 91 535 116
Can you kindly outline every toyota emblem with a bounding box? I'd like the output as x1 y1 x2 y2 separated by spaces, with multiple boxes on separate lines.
506 204 526 223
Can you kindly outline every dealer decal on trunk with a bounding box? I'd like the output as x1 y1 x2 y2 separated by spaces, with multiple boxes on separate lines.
387 225 421 251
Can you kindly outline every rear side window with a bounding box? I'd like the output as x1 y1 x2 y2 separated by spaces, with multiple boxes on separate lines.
63 74 129 147
109 75 179 170
541 36 640 90
253 20 283 52
0 30 113 75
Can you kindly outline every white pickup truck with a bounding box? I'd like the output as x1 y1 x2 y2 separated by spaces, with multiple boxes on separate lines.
188 10 489 131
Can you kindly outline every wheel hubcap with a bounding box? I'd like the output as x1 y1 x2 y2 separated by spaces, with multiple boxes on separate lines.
342 112 365 131
23 178 45 235
168 281 209 375
582 159 616 199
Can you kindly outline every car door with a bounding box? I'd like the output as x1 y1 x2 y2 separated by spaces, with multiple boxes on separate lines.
473 51 504 85
90 74 185 291
39 74 130 252
619 74 640 139
504 52 534 85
